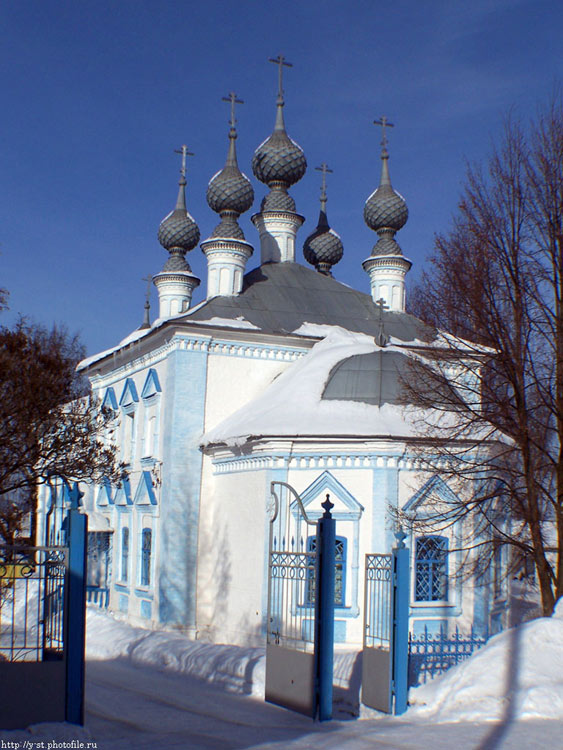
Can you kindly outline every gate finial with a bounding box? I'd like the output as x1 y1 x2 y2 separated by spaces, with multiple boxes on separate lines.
322 493 334 518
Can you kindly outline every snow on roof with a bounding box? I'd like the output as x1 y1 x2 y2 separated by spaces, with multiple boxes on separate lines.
201 327 432 447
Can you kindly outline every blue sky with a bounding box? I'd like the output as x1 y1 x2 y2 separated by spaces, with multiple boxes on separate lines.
1 0 561 355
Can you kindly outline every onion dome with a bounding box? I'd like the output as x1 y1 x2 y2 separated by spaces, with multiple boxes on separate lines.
206 93 254 240
158 147 200 271
364 117 408 256
303 163 343 275
252 56 307 212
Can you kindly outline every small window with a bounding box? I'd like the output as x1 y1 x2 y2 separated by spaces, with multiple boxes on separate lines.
140 528 152 587
121 527 129 582
415 536 448 602
306 536 346 607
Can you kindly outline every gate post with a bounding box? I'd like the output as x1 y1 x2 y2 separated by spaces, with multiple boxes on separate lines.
65 483 87 725
392 529 410 715
315 495 335 722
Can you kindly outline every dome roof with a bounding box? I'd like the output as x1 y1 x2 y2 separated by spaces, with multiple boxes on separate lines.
158 177 200 252
207 164 254 215
303 209 343 274
364 157 408 233
322 350 410 406
252 127 307 188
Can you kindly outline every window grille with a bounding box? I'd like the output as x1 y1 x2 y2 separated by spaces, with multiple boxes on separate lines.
415 536 448 601
141 528 152 587
121 527 129 582
306 536 346 606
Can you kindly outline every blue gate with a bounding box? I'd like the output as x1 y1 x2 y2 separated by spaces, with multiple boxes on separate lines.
408 626 487 686
361 532 410 715
266 482 335 721
0 482 87 729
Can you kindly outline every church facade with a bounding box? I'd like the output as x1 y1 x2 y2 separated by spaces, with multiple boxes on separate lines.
56 70 508 646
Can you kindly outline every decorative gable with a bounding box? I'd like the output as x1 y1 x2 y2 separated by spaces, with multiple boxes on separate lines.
96 480 113 507
114 477 133 506
134 471 158 506
101 387 117 410
141 369 162 400
403 475 460 515
119 378 139 407
296 471 364 521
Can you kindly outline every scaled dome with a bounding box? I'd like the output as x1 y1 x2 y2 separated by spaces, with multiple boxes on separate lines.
364 184 408 233
322 350 410 406
303 211 343 273
252 130 307 188
207 165 254 215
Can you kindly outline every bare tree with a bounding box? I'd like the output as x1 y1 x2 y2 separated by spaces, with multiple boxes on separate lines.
405 97 563 616
0 318 124 545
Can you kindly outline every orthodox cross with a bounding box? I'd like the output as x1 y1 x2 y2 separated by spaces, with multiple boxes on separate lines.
373 116 394 154
374 297 389 347
315 162 333 208
222 92 244 131
269 54 292 101
174 144 194 178
140 274 152 328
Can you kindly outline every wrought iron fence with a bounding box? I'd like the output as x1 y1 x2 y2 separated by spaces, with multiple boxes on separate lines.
408 626 487 686
0 545 67 662
364 553 392 648
268 538 316 649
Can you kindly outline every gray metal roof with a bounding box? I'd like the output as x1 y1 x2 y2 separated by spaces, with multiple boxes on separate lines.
322 350 410 405
184 262 435 343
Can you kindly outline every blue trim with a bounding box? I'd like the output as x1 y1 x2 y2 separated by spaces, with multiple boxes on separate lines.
298 471 364 517
96 479 113 507
114 477 133 506
140 528 152 586
101 387 117 410
158 346 208 627
141 368 162 399
134 471 158 506
404 475 459 513
119 377 139 406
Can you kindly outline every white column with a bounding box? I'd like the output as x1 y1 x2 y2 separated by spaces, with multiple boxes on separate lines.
251 210 304 264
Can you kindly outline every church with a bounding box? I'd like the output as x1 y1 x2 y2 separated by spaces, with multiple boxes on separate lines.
65 63 508 646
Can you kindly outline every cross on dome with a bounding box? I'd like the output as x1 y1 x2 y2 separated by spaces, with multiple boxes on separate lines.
222 92 244 133
268 54 292 103
373 116 394 156
173 145 194 179
315 162 333 208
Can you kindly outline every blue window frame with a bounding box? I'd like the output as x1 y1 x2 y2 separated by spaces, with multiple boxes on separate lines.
306 535 347 607
140 528 152 587
415 536 448 601
121 527 129 582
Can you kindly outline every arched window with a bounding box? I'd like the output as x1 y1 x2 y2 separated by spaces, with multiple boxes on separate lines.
121 527 129 582
140 528 152 587
306 536 347 607
415 536 448 601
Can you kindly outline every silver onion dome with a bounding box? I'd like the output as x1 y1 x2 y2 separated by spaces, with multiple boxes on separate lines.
158 176 200 253
206 94 254 240
303 164 343 275
364 117 408 256
252 56 306 212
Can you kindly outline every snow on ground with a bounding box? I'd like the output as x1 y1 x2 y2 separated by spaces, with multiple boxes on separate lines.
3 604 563 747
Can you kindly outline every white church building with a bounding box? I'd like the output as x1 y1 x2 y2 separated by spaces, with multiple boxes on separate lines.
57 70 508 646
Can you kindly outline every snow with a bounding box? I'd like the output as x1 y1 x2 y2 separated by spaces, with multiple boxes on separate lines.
202 326 439 446
3 604 563 747
190 316 260 330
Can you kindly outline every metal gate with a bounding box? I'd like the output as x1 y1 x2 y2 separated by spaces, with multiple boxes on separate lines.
0 482 87 729
266 482 335 720
362 532 409 714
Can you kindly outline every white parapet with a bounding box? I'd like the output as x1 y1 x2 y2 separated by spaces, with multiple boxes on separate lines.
201 238 254 298
153 271 201 318
252 210 305 264
362 254 412 313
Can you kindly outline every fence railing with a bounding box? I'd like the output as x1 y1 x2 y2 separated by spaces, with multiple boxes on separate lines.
408 626 487 686
0 545 68 662
86 585 109 608
268 544 316 649
364 553 392 649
